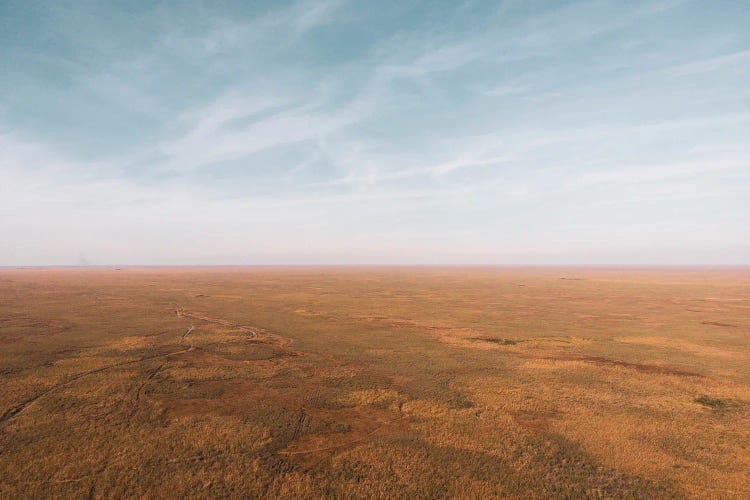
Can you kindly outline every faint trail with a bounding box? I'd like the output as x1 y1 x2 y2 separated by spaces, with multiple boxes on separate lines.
182 325 195 340
290 409 308 441
278 415 407 456
8 450 255 487
127 362 167 418
1 307 267 426
1 320 198 426
0 350 185 425
174 306 259 340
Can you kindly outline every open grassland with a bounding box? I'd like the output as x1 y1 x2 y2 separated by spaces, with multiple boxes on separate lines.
1 267 749 498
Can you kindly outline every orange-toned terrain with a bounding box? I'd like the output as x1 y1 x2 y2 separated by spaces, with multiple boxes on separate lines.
1 267 748 497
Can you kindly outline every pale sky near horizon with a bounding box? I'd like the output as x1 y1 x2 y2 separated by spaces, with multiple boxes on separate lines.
1 0 748 265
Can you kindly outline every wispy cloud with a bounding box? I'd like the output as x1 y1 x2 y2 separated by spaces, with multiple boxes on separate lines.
1 0 749 264
565 156 748 188
667 49 750 76
157 90 366 172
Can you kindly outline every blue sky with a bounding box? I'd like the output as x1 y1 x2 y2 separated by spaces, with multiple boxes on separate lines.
1 0 748 265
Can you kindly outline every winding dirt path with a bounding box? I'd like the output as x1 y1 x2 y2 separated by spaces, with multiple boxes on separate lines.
174 307 258 340
0 303 297 492
127 362 167 418
0 314 198 426
1 304 273 425
0 346 193 425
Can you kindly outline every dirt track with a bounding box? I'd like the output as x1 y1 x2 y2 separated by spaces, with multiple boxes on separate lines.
0 347 193 425
0 306 273 426
175 307 258 339
1 311 199 425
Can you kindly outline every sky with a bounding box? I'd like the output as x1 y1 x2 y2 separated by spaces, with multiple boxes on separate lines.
1 0 748 266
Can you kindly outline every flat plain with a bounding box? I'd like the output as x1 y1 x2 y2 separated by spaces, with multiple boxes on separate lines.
0 267 749 498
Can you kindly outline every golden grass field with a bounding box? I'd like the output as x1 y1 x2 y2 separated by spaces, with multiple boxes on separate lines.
1 267 748 498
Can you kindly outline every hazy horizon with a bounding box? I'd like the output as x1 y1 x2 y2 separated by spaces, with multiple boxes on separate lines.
2 0 748 266
3 264 749 271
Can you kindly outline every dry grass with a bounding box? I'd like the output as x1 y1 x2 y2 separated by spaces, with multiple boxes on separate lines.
1 267 749 498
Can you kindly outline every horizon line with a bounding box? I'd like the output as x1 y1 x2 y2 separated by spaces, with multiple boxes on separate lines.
2 264 749 270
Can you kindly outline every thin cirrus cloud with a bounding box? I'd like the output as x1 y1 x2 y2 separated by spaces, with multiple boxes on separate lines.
0 0 748 265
